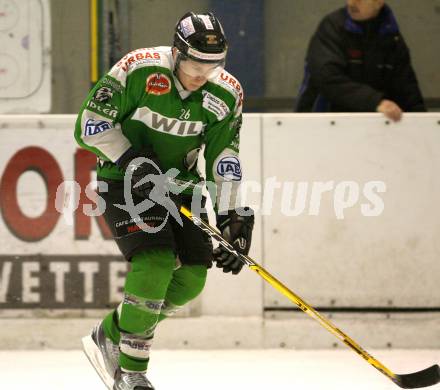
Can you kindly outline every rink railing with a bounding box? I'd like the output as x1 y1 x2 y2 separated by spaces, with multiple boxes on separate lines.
0 113 439 349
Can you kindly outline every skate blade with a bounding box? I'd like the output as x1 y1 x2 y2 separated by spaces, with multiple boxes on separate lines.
82 335 114 389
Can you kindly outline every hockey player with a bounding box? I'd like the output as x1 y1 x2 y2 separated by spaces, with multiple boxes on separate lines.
75 12 254 390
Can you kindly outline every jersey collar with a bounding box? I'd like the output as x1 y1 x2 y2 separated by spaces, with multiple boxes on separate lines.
172 73 192 100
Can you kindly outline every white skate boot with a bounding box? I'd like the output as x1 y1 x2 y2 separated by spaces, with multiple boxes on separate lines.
113 367 155 390
82 322 120 389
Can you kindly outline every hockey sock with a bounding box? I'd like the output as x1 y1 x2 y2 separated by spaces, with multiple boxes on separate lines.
158 264 207 322
102 309 121 344
103 248 175 372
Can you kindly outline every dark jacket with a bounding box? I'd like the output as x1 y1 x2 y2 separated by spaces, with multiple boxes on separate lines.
296 5 426 112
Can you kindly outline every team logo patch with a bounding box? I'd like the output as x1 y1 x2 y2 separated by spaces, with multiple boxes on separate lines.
84 119 112 136
93 87 113 103
146 73 171 95
217 156 242 181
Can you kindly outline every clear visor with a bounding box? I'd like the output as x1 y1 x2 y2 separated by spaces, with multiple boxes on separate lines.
178 57 225 79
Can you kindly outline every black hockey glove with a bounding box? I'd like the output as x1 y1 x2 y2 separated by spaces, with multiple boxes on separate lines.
213 207 254 275
116 147 163 199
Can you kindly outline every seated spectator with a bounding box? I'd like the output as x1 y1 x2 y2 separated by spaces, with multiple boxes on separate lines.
296 0 426 121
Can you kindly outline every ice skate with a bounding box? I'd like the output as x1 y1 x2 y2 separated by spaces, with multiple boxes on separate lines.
113 367 155 390
82 322 120 389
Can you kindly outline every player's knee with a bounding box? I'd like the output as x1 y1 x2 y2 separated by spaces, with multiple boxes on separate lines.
127 248 176 298
185 265 207 298
175 265 208 304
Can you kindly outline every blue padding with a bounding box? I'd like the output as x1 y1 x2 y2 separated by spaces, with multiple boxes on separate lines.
209 1 265 99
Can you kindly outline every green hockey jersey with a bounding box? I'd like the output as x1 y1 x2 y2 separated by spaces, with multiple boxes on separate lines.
75 46 244 210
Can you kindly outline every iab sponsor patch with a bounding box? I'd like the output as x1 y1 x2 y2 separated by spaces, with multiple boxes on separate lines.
146 73 171 95
217 156 242 181
84 119 112 136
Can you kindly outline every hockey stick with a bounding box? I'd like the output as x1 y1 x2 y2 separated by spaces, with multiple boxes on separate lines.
179 204 440 389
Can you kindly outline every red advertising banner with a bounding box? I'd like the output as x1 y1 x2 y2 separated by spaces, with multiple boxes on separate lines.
0 116 125 309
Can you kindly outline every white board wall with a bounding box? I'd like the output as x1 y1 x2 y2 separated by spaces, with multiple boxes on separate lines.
0 113 439 318
260 114 440 309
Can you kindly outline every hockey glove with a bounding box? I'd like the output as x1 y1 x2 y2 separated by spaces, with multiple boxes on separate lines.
213 207 254 275
116 147 163 199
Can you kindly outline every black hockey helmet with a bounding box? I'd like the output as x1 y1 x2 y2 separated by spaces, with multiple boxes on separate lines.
173 12 228 64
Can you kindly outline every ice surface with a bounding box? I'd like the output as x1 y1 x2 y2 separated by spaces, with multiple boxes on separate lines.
2 349 440 390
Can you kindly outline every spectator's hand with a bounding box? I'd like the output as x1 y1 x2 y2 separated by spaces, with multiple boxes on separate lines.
376 99 403 122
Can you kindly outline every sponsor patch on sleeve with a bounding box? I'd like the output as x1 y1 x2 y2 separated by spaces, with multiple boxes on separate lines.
84 119 112 136
216 155 242 181
87 100 118 119
93 87 113 103
202 91 230 121
110 49 162 78
101 76 124 93
216 72 243 116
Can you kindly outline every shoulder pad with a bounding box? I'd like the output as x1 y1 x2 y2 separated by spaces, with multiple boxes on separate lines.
108 47 173 87
210 70 244 116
